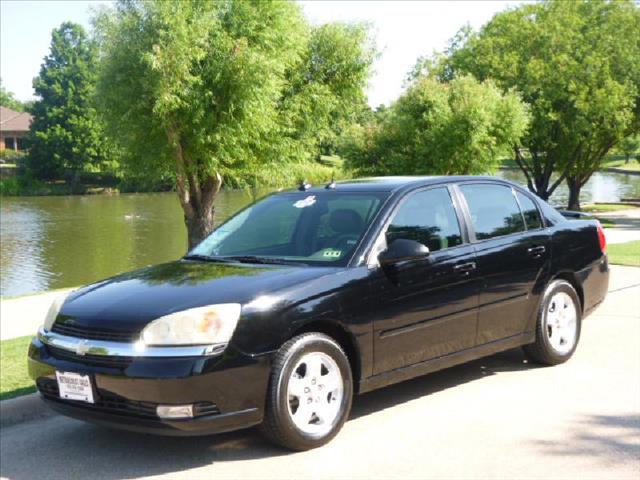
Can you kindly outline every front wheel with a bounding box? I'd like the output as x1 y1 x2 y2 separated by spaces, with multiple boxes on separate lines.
260 333 353 451
524 280 582 365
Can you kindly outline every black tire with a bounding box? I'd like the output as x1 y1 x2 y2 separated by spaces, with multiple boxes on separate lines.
260 332 353 451
523 280 582 365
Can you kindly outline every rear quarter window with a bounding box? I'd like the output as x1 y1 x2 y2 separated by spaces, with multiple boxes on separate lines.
515 191 543 230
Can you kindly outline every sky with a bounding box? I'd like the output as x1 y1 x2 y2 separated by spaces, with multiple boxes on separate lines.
1 0 523 108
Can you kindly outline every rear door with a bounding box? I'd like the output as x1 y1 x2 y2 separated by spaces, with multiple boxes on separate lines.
457 183 550 345
369 186 481 374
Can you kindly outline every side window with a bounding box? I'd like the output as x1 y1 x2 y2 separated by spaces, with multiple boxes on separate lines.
516 191 543 230
386 188 463 252
460 184 525 240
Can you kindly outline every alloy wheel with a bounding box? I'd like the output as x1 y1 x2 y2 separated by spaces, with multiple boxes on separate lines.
286 351 344 436
545 291 578 355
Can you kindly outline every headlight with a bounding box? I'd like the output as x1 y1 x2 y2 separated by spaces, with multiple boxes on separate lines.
141 304 241 346
43 291 71 331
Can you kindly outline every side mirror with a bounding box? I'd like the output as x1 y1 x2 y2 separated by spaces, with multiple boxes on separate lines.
378 239 430 266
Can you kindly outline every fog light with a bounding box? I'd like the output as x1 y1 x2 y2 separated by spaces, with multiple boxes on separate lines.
156 404 194 419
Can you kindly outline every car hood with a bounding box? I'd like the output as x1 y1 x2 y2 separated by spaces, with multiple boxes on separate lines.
58 260 338 332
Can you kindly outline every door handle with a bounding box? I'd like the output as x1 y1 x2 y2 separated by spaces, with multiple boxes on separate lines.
527 245 546 257
453 262 476 275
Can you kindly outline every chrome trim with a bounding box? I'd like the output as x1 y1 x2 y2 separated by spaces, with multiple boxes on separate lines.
37 327 226 358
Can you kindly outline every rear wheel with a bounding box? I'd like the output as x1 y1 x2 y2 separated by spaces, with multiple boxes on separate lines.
260 333 353 451
524 280 581 365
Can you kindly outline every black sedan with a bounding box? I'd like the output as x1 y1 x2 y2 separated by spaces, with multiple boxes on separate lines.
29 176 609 450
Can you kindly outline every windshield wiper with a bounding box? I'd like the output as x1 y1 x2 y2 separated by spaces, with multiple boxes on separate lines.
220 255 303 266
182 254 235 263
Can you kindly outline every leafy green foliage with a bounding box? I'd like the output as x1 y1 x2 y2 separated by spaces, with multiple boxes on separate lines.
435 0 640 208
0 79 26 112
341 75 529 176
95 0 374 247
27 22 111 180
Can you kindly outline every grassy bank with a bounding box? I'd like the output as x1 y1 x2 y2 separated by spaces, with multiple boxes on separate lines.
0 173 172 197
607 240 640 267
602 158 640 172
582 203 639 214
0 335 35 401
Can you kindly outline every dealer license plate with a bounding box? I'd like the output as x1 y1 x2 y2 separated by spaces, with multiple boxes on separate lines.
55 371 95 404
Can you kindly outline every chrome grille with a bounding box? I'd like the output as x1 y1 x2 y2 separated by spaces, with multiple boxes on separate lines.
47 345 132 369
51 323 138 342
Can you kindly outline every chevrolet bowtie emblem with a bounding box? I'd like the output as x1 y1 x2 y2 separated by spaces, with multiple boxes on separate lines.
75 339 90 356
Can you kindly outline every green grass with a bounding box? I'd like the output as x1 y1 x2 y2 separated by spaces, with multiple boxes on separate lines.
595 217 617 228
0 335 36 401
602 158 640 172
607 240 640 267
582 203 639 213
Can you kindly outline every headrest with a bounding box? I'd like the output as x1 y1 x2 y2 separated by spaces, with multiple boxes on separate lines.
329 209 364 235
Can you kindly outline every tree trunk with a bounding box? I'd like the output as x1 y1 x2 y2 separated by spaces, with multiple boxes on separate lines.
181 172 223 250
166 127 223 250
184 208 215 249
533 177 551 200
566 176 582 211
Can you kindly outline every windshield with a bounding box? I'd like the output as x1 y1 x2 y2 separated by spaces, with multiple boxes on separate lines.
188 191 387 266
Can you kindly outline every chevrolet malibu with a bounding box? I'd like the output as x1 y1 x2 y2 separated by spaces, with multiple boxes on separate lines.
29 176 609 450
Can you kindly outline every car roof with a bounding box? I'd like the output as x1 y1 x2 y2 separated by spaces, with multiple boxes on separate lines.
285 176 519 194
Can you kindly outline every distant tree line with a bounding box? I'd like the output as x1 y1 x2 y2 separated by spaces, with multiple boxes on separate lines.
0 79 31 112
2 0 638 245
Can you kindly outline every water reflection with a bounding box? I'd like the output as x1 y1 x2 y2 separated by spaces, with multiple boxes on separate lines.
0 190 268 297
497 170 640 206
1 171 638 297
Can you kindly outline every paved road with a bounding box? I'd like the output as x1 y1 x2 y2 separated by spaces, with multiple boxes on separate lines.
1 266 639 480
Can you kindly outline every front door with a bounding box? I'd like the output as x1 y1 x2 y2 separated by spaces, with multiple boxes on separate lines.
369 186 481 374
457 183 550 345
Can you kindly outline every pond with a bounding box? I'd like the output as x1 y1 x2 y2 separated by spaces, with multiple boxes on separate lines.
1 170 638 297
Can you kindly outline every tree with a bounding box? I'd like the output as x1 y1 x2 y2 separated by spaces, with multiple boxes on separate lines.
95 0 374 248
435 0 640 209
0 79 26 112
618 135 640 163
28 22 109 181
341 75 529 176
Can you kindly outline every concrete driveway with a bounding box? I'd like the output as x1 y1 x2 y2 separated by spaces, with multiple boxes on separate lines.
1 266 638 480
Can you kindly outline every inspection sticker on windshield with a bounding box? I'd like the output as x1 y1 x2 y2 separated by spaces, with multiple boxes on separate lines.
56 371 94 404
293 196 316 208
323 249 342 258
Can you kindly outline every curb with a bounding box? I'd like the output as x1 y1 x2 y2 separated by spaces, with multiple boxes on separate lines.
0 393 55 429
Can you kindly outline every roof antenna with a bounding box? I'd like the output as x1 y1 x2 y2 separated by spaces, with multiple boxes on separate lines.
298 179 312 191
325 175 336 190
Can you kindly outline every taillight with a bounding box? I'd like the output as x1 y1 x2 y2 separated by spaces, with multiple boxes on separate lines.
596 221 606 253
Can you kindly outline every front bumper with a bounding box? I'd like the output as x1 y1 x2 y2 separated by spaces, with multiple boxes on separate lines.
28 331 271 436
